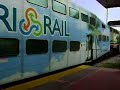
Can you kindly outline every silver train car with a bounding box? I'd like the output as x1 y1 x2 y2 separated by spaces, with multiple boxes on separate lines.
0 0 110 85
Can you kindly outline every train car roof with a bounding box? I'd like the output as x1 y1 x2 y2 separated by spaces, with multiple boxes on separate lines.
58 0 107 26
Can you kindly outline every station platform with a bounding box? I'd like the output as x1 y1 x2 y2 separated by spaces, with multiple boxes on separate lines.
4 65 120 90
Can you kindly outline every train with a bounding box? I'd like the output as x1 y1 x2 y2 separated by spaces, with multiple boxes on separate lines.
0 0 110 85
110 27 120 53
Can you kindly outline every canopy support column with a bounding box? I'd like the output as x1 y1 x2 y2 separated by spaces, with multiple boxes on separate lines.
106 8 108 24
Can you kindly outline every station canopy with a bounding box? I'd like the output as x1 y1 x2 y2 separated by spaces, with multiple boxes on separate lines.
97 0 120 27
108 20 120 27
97 0 120 8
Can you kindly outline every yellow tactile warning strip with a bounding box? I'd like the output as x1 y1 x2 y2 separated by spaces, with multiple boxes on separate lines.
4 65 90 90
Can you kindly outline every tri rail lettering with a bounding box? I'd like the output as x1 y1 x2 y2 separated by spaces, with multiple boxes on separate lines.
0 4 70 37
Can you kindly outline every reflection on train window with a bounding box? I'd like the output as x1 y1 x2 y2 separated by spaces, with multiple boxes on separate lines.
52 0 66 15
98 35 102 41
107 36 109 41
69 7 79 19
87 35 92 50
102 35 106 41
52 40 67 52
90 17 96 26
70 41 80 51
27 0 48 8
81 13 88 23
0 38 19 57
102 24 105 28
26 39 48 55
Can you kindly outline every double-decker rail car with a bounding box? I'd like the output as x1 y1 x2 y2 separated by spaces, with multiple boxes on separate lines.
110 27 120 53
0 0 110 85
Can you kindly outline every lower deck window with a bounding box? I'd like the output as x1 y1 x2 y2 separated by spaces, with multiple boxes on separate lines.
26 39 48 55
52 40 67 52
70 41 80 51
107 36 109 41
98 35 102 41
0 38 19 57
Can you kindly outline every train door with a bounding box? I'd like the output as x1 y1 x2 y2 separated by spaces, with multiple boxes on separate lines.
80 9 89 62
86 35 93 61
94 36 98 59
92 36 98 60
67 4 82 66
49 0 68 71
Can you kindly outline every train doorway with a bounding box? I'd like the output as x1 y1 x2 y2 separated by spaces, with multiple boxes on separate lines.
86 35 93 61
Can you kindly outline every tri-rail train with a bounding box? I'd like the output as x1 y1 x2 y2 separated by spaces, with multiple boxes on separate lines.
0 0 110 85
110 27 120 53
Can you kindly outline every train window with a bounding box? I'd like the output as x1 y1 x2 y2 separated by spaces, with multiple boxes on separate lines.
107 36 109 41
0 38 19 57
104 36 106 41
102 24 105 28
98 35 102 41
69 7 79 19
81 13 88 23
52 40 67 52
70 41 80 51
102 35 104 41
90 17 96 26
102 35 106 41
52 0 66 15
26 39 48 55
27 0 48 8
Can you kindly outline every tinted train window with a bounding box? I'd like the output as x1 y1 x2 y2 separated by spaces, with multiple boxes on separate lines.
102 24 105 28
53 0 66 15
90 17 96 26
0 38 19 57
52 40 67 52
69 7 79 19
98 35 102 41
81 13 88 23
27 0 48 8
70 41 80 51
102 35 106 41
26 39 48 55
107 36 109 41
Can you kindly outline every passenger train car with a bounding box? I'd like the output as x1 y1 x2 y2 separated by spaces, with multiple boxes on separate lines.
0 0 110 85
110 27 120 53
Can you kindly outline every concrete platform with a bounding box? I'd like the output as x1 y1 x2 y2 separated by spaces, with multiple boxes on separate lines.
4 65 120 90
31 67 120 90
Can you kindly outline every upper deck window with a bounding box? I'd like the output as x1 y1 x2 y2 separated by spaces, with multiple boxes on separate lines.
102 24 105 28
102 35 106 41
52 0 66 15
90 17 96 26
69 7 79 19
81 13 88 23
27 0 48 8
